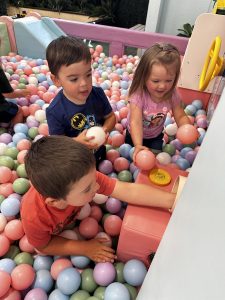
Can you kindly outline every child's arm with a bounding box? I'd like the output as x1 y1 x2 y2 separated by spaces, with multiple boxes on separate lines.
173 104 191 127
3 88 31 99
103 112 116 133
36 236 116 263
130 103 149 161
111 180 175 210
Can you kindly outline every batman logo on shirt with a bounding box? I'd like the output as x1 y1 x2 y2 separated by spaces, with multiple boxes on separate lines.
71 113 87 130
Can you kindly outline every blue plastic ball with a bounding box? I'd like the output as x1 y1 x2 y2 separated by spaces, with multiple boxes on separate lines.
119 144 132 159
0 258 16 273
123 259 147 286
180 147 193 158
176 158 190 170
33 255 53 271
48 289 69 300
192 99 203 110
1 197 20 217
33 269 54 293
12 132 27 145
14 123 29 135
104 282 130 300
57 267 81 295
70 255 90 269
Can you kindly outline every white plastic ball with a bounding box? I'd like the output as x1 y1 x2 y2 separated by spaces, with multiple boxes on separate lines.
165 123 178 136
156 152 172 165
86 126 106 147
34 110 46 123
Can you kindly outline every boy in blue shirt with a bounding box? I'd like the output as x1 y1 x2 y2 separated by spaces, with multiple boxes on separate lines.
46 36 116 165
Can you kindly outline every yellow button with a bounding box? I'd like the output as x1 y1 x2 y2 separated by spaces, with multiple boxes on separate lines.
149 168 171 186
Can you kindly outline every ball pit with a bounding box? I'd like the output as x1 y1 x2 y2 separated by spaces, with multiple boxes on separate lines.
0 46 209 299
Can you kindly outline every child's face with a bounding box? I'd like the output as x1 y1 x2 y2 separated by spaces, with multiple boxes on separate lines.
65 167 99 207
145 63 176 102
52 60 92 104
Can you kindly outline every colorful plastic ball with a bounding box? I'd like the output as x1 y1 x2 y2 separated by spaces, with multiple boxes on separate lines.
50 258 73 280
57 267 81 295
98 160 113 175
32 270 53 294
124 283 138 300
93 262 116 286
192 99 203 109
156 152 171 165
104 215 122 236
170 138 183 150
71 256 90 269
95 231 112 247
111 133 125 148
48 289 69 300
0 166 12 183
106 149 120 163
11 264 35 290
165 123 177 136
176 158 190 170
185 150 197 165
0 143 8 155
176 124 199 144
114 157 129 172
0 133 12 144
79 217 99 239
0 258 16 274
135 150 156 170
24 288 48 300
93 193 108 204
4 219 24 240
1 197 20 217
14 252 34 266
0 270 11 297
28 127 39 139
123 259 147 286
33 255 53 272
162 144 176 156
86 126 106 147
0 156 15 170
16 139 31 151
114 262 125 283
70 290 90 300
16 163 28 178
117 170 133 182
13 178 30 194
81 268 98 293
12 132 27 145
4 147 19 159
118 144 132 159
104 282 130 300
93 286 106 300
106 197 122 214
0 235 10 256
0 213 7 231
184 104 197 116
38 123 49 136
0 183 13 197
76 203 91 220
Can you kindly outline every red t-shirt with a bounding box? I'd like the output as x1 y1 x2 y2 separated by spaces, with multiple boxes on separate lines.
20 171 116 248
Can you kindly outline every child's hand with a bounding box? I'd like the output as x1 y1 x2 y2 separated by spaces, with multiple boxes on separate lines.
133 145 149 163
17 89 31 98
84 238 116 263
74 129 98 150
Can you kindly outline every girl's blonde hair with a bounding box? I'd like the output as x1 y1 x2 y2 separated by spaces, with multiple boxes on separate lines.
129 43 181 99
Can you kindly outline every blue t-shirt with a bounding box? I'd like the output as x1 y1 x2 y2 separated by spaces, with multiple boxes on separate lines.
46 86 112 137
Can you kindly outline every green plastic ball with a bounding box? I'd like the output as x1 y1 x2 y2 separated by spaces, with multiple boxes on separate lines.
81 268 98 293
162 144 176 156
124 283 138 300
114 262 125 283
70 290 90 300
0 128 7 134
3 245 20 259
14 252 34 266
0 195 5 205
17 83 26 89
106 144 113 152
16 164 28 178
93 286 106 300
13 178 30 194
13 160 19 170
86 297 99 300
0 155 15 169
28 127 39 139
19 77 28 84
4 147 19 160
118 170 133 182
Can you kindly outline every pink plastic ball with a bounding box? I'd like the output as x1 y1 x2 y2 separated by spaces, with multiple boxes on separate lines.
19 235 35 253
0 234 10 256
176 124 199 144
0 183 13 197
76 203 91 220
104 215 122 236
0 287 21 299
119 107 129 119
0 166 12 184
79 217 99 239
11 264 35 290
135 150 156 170
4 220 24 240
16 139 31 151
17 150 28 164
106 149 120 163
111 133 125 147
24 288 48 300
93 194 108 204
93 262 116 286
95 45 104 53
90 205 103 222
0 271 11 297
38 123 49 136
113 157 129 172
42 92 54 103
50 258 73 280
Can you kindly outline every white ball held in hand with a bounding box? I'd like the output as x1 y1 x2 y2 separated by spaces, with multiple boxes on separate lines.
86 126 106 147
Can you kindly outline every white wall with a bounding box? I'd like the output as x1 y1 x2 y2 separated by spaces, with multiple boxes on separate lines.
145 0 214 35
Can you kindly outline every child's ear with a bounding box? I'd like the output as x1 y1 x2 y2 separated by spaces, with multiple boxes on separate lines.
50 74 61 87
45 197 67 209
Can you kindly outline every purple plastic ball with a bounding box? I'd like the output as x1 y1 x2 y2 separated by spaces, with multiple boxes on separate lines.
93 262 116 286
98 160 113 175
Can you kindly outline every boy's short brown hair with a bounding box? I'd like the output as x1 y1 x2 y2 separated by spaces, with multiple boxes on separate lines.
25 136 95 199
46 36 91 76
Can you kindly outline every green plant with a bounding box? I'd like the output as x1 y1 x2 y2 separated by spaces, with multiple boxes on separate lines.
177 23 194 37
85 0 119 22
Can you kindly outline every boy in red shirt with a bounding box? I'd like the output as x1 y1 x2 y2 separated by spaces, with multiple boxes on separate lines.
21 136 175 263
